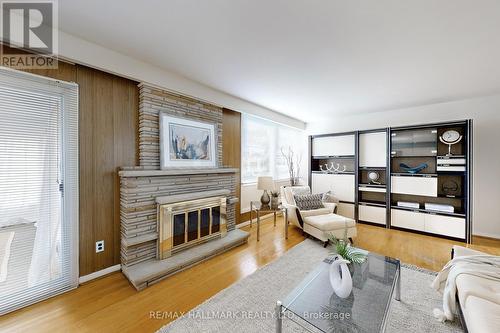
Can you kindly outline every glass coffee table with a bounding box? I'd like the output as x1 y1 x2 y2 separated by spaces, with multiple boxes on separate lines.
276 252 401 333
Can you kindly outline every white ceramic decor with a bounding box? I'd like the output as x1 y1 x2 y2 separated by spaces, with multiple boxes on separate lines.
329 255 353 298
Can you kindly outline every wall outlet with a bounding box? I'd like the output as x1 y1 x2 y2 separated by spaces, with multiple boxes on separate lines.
96 240 104 253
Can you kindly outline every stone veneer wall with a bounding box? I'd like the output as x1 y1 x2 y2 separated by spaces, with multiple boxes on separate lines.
138 83 223 168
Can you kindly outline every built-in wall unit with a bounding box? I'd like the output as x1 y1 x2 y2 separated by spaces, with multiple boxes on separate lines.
358 130 389 226
309 120 472 243
309 132 357 220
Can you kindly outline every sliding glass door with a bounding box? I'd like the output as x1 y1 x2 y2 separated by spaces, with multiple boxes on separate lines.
0 68 78 315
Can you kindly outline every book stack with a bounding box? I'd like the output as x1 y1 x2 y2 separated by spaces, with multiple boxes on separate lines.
437 157 466 172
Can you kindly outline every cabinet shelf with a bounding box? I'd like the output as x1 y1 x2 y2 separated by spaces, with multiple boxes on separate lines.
359 186 386 193
391 154 437 158
358 183 386 188
311 171 355 175
359 201 386 207
391 173 437 178
312 155 355 159
437 194 465 199
437 155 465 158
436 170 466 175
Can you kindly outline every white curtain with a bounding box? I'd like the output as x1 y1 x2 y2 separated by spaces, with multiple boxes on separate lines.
241 114 306 183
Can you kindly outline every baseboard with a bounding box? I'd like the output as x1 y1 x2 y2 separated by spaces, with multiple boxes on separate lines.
472 233 500 241
236 220 251 228
79 264 121 284
236 212 283 229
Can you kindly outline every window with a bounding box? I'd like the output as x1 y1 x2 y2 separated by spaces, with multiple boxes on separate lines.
0 68 79 315
241 114 305 183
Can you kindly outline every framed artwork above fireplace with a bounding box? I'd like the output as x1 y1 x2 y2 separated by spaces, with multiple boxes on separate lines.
159 113 217 169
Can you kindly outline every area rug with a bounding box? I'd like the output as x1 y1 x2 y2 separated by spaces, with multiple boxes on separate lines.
158 239 462 333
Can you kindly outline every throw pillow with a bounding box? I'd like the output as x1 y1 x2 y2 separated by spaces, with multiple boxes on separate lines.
294 194 325 210
286 186 311 206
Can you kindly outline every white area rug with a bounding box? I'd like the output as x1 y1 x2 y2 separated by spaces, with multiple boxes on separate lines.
159 239 462 332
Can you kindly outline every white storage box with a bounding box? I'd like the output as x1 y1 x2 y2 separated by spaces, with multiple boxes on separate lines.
359 132 387 167
424 214 465 238
359 205 386 225
391 209 425 231
312 135 355 157
311 173 355 202
391 176 437 197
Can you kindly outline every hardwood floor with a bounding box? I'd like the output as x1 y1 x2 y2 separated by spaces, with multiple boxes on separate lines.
1 217 499 333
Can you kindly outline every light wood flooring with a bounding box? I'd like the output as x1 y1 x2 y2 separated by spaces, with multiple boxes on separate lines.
1 217 499 333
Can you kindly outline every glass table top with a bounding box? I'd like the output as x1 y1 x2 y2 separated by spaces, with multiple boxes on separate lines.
281 252 400 333
250 201 283 212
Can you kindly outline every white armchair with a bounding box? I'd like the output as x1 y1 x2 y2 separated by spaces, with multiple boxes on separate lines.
281 185 357 247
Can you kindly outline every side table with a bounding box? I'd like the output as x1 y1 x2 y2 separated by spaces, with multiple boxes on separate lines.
249 201 288 241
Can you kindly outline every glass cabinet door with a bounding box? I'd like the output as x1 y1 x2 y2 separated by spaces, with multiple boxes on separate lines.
391 128 437 157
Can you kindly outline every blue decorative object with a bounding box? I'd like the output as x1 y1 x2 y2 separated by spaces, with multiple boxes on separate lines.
399 163 428 174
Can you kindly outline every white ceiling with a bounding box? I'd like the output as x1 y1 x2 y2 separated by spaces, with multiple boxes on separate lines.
59 0 500 122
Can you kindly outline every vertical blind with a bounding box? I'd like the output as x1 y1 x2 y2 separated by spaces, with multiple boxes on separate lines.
241 114 306 183
0 67 79 315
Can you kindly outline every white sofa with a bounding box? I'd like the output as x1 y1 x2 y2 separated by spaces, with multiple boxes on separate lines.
452 245 500 333
281 186 357 246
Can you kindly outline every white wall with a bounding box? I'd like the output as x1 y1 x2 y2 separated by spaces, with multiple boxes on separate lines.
307 94 500 238
55 31 305 130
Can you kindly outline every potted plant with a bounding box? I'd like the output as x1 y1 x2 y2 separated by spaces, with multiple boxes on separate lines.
329 227 366 275
270 190 280 209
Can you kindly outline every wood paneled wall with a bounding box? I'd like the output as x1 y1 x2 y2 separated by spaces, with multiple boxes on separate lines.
77 67 138 275
3 51 139 276
222 108 242 224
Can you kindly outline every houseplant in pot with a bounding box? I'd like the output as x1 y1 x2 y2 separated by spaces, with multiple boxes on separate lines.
328 227 366 298
270 190 280 209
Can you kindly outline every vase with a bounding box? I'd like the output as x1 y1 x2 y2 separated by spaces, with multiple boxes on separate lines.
329 255 353 298
260 190 270 205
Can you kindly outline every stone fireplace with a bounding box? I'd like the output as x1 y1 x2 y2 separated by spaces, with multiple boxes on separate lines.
119 84 249 290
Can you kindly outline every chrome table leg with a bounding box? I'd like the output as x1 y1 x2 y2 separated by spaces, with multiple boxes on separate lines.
276 301 282 333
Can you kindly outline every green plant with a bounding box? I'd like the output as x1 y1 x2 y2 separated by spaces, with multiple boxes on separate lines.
329 227 366 264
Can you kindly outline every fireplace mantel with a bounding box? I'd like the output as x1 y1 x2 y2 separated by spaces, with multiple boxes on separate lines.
119 167 238 177
155 189 231 205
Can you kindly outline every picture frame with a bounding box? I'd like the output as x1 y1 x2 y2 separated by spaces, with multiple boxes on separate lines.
159 113 217 169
